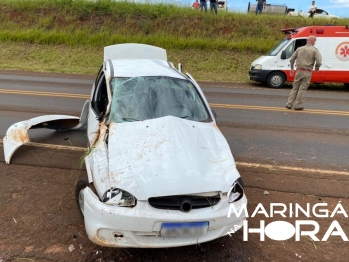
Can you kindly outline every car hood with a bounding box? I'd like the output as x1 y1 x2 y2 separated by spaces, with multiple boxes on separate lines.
107 116 240 200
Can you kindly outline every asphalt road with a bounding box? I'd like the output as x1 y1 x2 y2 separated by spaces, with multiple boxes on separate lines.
1 70 349 262
0 70 348 170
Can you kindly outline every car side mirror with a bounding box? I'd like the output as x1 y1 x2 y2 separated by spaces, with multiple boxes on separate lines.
178 63 182 73
281 50 287 59
212 109 217 119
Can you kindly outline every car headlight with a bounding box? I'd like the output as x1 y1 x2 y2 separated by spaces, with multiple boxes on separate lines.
254 64 262 70
227 177 244 203
102 188 137 207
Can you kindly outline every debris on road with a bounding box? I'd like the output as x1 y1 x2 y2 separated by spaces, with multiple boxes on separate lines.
64 137 72 145
68 244 75 252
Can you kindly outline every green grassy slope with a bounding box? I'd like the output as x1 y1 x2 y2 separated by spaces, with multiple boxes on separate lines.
0 0 348 82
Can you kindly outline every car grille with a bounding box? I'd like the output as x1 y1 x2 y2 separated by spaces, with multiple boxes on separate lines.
148 195 221 210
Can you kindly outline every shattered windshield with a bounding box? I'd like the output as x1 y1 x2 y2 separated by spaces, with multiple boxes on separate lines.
108 76 211 123
265 39 290 56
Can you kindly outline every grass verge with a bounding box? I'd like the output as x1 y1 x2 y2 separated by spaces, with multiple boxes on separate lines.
0 0 348 82
0 42 259 82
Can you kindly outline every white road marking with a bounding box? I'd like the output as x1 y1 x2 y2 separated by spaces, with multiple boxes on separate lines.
236 162 349 176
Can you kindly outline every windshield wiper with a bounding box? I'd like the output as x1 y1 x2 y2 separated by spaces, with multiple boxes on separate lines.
122 117 141 122
180 116 189 119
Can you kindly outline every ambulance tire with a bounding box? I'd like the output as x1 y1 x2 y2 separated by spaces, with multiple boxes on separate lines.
344 83 349 88
266 72 285 88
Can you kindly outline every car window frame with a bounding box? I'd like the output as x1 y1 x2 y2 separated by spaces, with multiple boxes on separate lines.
91 65 109 120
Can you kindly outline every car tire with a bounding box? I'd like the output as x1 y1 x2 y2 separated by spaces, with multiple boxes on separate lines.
267 72 285 88
344 83 349 88
75 177 90 219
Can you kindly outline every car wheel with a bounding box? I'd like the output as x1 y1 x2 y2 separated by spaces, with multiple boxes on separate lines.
267 72 285 88
344 83 349 88
75 177 90 218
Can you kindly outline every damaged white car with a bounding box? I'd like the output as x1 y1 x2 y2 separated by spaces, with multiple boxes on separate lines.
3 43 247 248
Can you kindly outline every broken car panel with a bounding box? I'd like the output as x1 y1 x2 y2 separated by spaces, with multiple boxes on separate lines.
3 100 89 164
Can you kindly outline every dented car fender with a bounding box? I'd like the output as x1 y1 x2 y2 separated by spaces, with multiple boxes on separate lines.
86 122 110 196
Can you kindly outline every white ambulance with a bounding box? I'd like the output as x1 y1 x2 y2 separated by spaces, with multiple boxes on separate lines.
249 25 349 88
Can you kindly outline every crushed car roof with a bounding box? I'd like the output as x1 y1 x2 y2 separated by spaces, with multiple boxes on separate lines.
109 59 186 79
104 43 167 61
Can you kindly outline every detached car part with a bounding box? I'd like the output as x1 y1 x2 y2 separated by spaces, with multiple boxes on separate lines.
3 100 89 164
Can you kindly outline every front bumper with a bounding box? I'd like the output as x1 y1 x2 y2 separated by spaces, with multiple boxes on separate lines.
249 69 273 82
82 187 247 248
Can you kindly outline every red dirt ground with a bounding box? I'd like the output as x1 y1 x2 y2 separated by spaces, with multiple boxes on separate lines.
1 155 349 262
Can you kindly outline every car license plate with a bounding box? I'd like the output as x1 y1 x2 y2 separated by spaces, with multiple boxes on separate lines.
161 222 209 237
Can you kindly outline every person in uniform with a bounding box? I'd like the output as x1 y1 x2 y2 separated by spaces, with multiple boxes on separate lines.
286 35 322 110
